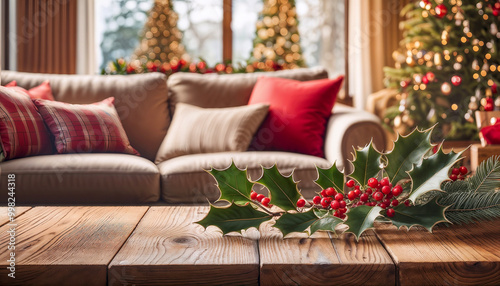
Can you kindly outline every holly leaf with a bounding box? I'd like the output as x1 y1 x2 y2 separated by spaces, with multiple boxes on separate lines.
344 205 382 240
273 210 318 237
349 142 382 187
408 148 464 203
387 199 449 232
208 161 254 205
255 165 301 211
310 214 344 235
315 162 345 194
196 203 272 234
384 127 434 185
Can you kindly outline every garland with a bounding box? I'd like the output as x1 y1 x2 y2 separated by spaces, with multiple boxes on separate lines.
197 127 500 240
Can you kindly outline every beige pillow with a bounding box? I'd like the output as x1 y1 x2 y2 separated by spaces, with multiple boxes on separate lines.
155 103 269 163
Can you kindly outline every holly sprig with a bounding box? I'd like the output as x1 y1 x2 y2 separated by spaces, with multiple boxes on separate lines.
197 127 499 240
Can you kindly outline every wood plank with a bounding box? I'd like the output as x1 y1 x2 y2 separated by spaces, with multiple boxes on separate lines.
0 207 31 226
375 220 500 285
109 206 259 285
0 206 148 286
258 222 395 285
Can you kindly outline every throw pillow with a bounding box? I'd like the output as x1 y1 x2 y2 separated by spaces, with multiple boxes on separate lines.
155 103 269 163
33 97 140 155
0 86 53 161
4 80 55 101
248 76 344 157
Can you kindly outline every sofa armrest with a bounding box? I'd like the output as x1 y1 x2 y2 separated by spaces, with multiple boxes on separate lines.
324 104 386 173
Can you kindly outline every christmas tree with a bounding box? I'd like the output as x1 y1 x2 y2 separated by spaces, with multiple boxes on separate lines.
250 0 306 69
132 0 187 66
384 0 500 140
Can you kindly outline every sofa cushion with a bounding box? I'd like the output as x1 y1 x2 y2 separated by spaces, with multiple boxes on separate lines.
155 103 269 162
167 67 328 115
158 151 331 204
4 80 55 100
0 71 169 161
0 154 160 204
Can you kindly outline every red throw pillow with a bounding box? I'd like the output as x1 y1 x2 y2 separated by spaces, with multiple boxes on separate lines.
33 97 140 155
0 86 52 161
248 76 344 157
4 80 55 101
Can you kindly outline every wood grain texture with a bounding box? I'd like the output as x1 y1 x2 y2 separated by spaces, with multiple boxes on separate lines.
258 222 394 286
0 207 31 226
109 206 259 286
375 220 500 286
0 206 148 286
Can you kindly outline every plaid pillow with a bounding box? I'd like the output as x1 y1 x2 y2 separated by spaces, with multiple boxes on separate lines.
0 86 53 161
33 97 140 155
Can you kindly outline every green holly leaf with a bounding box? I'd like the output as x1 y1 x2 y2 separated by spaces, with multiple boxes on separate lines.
408 148 464 203
384 127 433 185
196 203 272 234
273 210 318 237
344 205 382 240
315 162 345 194
255 165 301 211
388 199 449 232
208 161 254 205
310 214 344 235
349 142 383 187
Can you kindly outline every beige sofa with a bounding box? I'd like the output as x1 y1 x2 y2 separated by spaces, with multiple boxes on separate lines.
0 68 386 205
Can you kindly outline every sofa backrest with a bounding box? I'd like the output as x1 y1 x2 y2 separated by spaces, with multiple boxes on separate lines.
167 67 329 117
0 71 169 161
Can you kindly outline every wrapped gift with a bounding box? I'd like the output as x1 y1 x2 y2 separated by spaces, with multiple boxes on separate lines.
475 111 500 146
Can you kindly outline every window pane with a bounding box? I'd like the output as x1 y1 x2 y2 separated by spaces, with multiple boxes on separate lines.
173 0 223 65
232 0 263 64
95 0 153 72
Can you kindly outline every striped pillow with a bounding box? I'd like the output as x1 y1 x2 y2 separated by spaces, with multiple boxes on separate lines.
0 86 53 161
33 97 140 156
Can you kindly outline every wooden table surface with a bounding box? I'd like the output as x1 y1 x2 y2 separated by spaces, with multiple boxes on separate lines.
0 206 499 285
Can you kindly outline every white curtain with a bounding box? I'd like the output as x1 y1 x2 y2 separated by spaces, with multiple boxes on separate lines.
76 0 95 74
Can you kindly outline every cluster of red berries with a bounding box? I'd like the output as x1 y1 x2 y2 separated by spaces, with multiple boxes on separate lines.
250 191 271 207
449 166 468 181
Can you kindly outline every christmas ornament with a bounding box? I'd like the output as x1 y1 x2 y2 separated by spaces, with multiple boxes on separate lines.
422 76 429 84
451 75 462 86
493 83 498 94
425 71 435 81
198 128 500 239
435 4 448 18
441 82 452 95
485 97 494 111
400 80 410 88
420 0 431 9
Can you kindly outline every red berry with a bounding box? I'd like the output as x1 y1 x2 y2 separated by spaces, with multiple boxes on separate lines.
313 195 321 205
320 189 328 197
335 193 344 201
346 179 356 188
250 191 258 200
369 202 377 206
380 177 390 186
368 178 378 188
331 200 340 209
391 199 399 206
373 191 384 201
333 211 340 217
392 185 403 196
404 200 411 207
339 213 346 219
459 166 468 175
386 208 395 217
386 193 394 199
379 203 387 209
365 188 373 194
338 207 347 214
348 191 356 200
321 197 330 208
325 187 336 196
354 189 361 197
450 174 458 181
354 185 360 190
377 183 382 190
383 198 391 205
381 186 391 195
256 194 265 202
297 198 306 208
452 168 460 175
339 200 346 208
360 193 369 202
261 197 270 207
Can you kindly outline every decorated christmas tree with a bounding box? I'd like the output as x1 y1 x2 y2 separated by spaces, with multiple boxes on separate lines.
250 0 306 69
384 0 500 140
132 0 187 65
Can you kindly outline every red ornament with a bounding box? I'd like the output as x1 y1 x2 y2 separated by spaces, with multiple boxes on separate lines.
425 72 435 82
485 98 494 111
422 76 429 84
451 75 462 86
400 80 410 88
435 4 447 18
492 83 498 94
